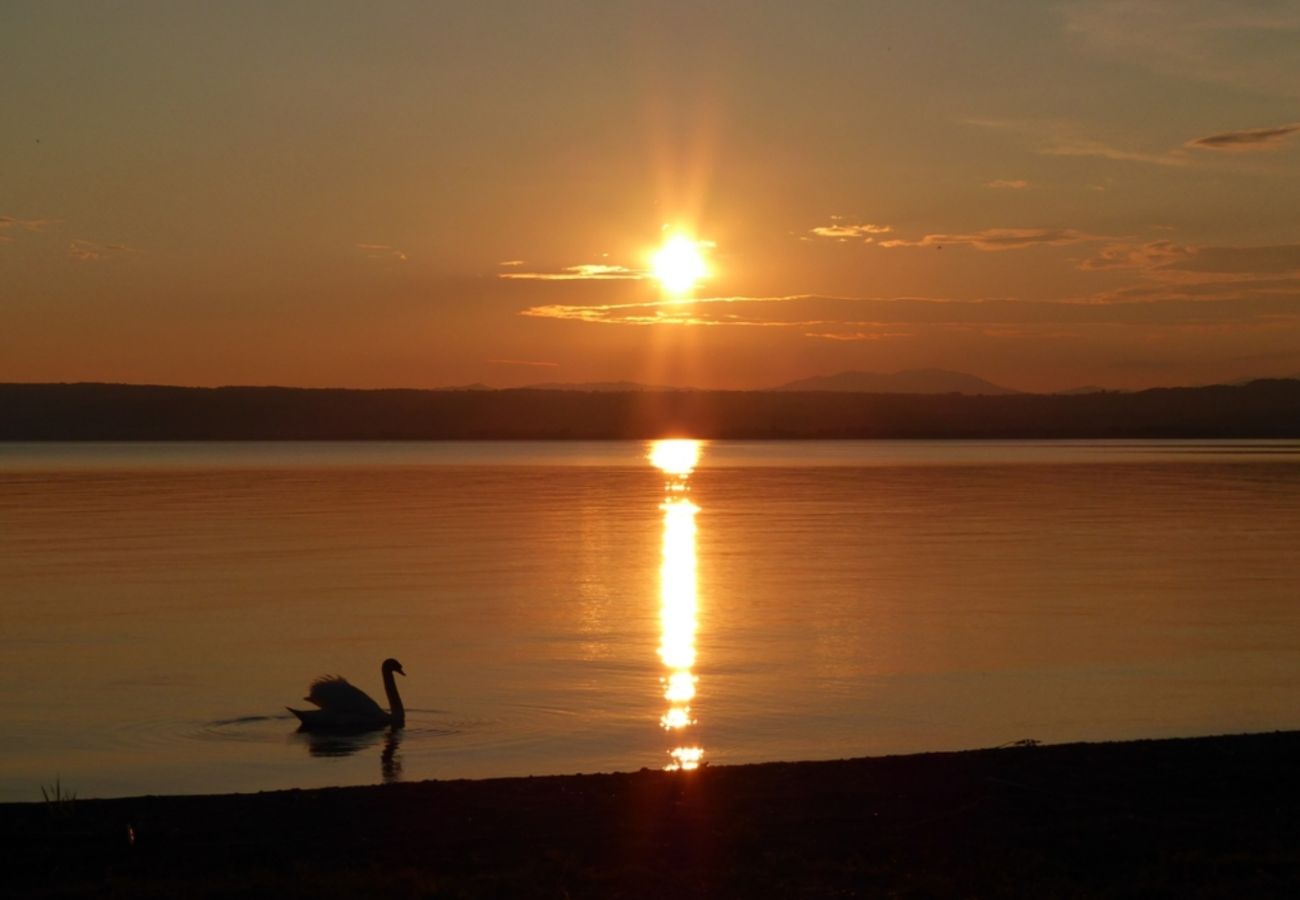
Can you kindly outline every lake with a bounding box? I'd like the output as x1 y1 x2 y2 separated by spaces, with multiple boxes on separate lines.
2 440 1298 801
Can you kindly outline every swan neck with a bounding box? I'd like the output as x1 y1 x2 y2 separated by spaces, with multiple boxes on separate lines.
383 667 405 727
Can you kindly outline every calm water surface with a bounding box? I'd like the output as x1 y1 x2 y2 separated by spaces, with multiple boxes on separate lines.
2 440 1298 800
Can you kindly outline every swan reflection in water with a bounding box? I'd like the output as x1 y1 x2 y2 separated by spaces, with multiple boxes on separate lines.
295 728 404 783
650 439 705 771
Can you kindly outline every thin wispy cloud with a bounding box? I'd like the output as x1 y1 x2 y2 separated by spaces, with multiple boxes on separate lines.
357 243 408 262
1040 136 1189 167
1080 240 1193 270
498 259 525 267
986 179 1031 189
486 358 560 368
68 239 134 262
1081 240 1300 277
808 219 893 242
879 228 1107 251
1187 122 1300 151
804 330 913 342
0 215 59 232
499 263 645 281
520 291 1300 334
1169 243 1300 276
965 117 1192 167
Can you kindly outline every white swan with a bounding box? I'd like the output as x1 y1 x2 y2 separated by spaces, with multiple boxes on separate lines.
288 658 406 731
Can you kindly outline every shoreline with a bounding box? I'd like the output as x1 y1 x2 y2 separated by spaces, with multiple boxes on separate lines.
7 730 1300 897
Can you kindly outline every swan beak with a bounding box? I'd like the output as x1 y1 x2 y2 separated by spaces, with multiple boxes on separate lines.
396 667 406 677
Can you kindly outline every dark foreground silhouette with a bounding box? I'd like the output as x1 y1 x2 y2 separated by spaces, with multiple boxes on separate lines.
2 379 1299 439
5 731 1300 898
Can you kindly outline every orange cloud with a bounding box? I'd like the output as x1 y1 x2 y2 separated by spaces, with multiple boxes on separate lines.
965 118 1191 167
1042 137 1189 167
499 263 644 281
0 215 59 232
986 179 1030 189
1079 240 1193 270
803 330 913 341
486 358 559 367
1081 241 1300 278
357 243 407 261
68 239 134 262
520 291 1300 333
880 228 1107 251
809 219 892 241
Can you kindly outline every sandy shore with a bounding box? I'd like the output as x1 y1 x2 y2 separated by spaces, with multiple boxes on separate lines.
6 731 1300 898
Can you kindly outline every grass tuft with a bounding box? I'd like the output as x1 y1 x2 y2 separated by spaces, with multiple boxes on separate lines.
40 778 77 817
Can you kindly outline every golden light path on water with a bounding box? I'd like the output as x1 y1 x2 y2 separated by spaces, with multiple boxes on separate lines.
649 439 704 771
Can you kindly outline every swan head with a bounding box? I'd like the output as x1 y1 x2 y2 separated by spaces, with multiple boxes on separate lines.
382 657 406 677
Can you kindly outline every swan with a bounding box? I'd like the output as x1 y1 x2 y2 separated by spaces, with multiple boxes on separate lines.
288 658 406 731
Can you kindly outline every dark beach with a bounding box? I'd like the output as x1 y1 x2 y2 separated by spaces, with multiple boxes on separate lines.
6 731 1300 898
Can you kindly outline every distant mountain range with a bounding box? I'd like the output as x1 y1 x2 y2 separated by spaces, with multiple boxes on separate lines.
519 381 685 393
3 379 1299 439
503 369 1300 396
1053 385 1116 395
507 369 1021 395
770 369 1019 395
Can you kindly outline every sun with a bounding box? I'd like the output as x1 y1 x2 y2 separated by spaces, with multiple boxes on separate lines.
650 235 709 297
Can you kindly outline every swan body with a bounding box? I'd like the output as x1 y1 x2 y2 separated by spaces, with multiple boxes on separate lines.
288 658 406 731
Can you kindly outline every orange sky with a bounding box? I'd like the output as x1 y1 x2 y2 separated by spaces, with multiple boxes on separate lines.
3 2 1299 392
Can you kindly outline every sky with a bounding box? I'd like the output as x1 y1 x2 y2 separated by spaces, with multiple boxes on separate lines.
2 1 1299 392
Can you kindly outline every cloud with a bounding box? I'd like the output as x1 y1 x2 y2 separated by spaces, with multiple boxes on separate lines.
357 243 407 262
1 215 61 247
808 219 893 241
0 215 59 232
879 227 1107 251
519 290 1300 334
68 239 134 262
1081 241 1300 276
486 358 560 368
1040 136 1189 167
971 115 1300 168
498 259 525 267
1187 122 1300 150
986 179 1031 189
1079 240 1194 270
1168 244 1300 276
499 263 645 281
803 331 913 341
966 118 1191 167
1093 275 1300 304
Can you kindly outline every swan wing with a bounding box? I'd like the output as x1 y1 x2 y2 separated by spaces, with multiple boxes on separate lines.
304 676 386 717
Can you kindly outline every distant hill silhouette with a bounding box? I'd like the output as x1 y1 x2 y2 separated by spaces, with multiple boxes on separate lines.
1229 373 1300 387
521 381 685 392
1055 385 1119 395
772 369 1018 395
1 379 1298 440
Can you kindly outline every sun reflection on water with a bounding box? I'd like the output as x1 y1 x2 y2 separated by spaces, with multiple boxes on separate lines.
650 439 704 771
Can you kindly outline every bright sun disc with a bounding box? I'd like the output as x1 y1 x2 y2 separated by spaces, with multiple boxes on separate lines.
651 235 709 296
